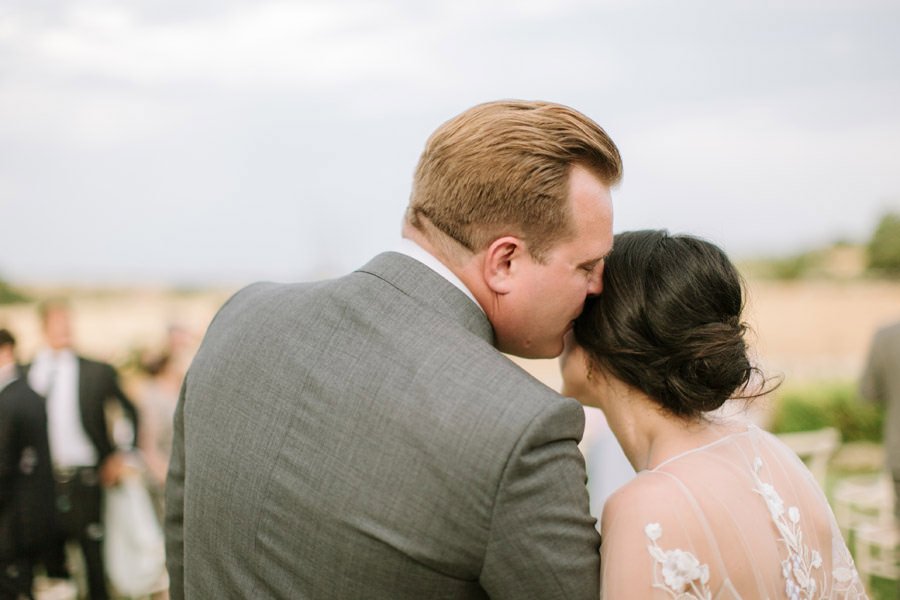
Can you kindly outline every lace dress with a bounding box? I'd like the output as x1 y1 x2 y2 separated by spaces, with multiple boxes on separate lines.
599 425 867 599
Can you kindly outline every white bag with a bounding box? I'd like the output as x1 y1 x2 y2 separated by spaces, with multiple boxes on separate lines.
103 474 168 596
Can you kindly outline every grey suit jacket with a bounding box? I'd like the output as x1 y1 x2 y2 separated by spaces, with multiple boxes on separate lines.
165 252 599 599
860 320 900 473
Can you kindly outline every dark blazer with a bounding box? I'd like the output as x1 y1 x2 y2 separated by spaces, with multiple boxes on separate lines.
75 357 138 464
0 371 57 559
22 355 138 468
166 252 599 599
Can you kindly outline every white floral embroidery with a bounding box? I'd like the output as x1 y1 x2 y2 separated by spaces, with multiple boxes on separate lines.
752 456 863 599
645 522 712 599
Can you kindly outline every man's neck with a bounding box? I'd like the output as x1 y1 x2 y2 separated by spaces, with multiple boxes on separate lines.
396 235 484 314
401 219 499 321
401 220 466 269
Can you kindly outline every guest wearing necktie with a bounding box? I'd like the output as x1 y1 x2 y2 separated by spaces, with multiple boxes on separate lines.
27 300 138 600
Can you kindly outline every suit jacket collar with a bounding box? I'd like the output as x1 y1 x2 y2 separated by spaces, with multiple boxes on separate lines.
357 252 495 347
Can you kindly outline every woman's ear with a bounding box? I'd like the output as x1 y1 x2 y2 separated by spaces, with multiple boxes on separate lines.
482 236 523 294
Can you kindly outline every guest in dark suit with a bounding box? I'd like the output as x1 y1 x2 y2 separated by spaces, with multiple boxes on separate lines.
27 300 138 600
1 328 56 600
167 100 622 599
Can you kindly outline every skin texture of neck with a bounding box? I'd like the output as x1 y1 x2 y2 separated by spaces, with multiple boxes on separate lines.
590 373 728 472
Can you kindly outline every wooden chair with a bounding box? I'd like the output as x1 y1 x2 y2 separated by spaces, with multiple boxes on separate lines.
775 427 840 490
832 473 895 539
853 521 899 593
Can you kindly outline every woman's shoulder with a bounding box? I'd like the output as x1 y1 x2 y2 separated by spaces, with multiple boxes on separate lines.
600 470 692 533
607 469 675 502
600 471 722 598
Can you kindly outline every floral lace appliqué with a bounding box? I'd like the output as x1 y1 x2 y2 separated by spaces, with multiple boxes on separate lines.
645 522 712 599
751 456 862 599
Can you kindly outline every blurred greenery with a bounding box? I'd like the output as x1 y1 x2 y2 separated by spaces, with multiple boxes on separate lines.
867 211 900 277
739 245 860 281
0 276 30 304
739 249 821 280
869 576 897 600
768 251 822 280
740 211 900 281
769 380 884 442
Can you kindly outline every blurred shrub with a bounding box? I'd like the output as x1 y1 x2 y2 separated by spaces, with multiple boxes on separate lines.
867 212 900 276
739 249 832 280
767 252 820 280
0 277 30 304
769 381 884 442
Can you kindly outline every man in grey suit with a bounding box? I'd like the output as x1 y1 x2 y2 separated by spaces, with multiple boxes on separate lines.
166 100 622 599
860 319 900 521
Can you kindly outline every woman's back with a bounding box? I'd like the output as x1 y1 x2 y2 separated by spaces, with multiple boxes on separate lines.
599 424 866 599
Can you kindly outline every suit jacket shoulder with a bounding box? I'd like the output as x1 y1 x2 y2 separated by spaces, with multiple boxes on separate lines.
175 252 597 599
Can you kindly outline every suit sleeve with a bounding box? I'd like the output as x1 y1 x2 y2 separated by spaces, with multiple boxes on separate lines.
165 374 188 600
479 399 600 600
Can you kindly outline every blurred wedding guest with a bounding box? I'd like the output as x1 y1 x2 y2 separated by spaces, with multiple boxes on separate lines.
561 230 865 597
167 100 621 599
26 300 138 600
139 325 194 516
859 319 900 520
1 328 57 599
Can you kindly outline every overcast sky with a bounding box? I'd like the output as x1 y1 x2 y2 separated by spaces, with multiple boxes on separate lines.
2 0 899 285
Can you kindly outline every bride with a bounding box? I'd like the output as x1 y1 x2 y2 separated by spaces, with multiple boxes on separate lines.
560 230 866 599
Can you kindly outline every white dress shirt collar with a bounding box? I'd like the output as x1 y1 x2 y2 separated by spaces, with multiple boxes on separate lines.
29 348 76 395
393 238 485 314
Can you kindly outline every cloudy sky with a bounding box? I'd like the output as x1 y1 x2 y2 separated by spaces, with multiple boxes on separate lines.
2 0 899 285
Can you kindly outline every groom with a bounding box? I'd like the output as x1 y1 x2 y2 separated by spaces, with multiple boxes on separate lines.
166 100 622 599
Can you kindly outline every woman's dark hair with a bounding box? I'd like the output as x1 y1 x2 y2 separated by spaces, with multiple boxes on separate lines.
573 229 768 419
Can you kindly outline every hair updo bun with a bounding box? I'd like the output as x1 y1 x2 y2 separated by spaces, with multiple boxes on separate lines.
573 230 761 419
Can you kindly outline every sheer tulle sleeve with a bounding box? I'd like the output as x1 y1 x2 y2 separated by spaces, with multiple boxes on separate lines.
598 426 867 599
600 475 722 599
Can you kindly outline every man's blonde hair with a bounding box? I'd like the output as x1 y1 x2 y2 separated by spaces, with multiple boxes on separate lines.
408 100 622 260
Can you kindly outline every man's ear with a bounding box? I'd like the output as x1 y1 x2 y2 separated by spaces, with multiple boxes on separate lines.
483 236 524 294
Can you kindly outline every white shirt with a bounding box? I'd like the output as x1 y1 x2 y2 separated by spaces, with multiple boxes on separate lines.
393 238 485 314
29 349 98 467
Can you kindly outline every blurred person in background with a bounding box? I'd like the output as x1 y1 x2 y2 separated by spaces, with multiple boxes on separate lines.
138 324 194 519
0 328 56 599
561 230 865 597
26 300 138 600
859 319 900 522
166 100 621 599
